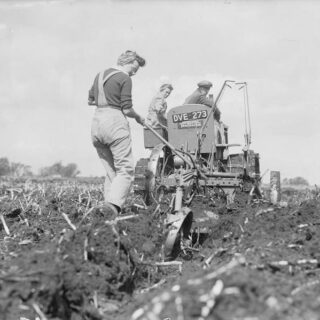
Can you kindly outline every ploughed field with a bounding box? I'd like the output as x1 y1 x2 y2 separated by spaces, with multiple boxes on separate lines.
0 178 320 320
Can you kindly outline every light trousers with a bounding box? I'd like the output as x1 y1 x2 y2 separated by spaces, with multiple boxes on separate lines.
91 108 134 208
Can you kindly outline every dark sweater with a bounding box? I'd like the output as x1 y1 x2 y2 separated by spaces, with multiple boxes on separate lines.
88 68 133 110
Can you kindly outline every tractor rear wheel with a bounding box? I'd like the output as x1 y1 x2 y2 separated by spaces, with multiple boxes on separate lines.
133 158 149 199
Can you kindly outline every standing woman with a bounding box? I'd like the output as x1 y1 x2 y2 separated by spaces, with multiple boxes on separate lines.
88 50 146 215
146 83 173 129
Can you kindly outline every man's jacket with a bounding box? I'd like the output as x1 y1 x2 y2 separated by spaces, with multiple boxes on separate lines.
184 89 221 121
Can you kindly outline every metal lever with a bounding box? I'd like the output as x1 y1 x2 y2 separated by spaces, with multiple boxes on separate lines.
143 123 194 168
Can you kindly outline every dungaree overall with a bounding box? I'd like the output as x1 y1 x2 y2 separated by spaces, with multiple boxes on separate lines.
91 71 134 209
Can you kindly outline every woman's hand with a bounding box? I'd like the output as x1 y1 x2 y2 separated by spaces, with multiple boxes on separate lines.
135 114 145 126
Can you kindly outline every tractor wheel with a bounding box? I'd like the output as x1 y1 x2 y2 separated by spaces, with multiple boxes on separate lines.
133 158 149 197
145 144 173 206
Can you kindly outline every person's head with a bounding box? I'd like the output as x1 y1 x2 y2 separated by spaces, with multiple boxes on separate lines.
160 83 173 98
197 80 213 95
117 50 146 76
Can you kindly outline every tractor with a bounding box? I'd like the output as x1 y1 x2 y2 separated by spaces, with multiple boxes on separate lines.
134 81 261 260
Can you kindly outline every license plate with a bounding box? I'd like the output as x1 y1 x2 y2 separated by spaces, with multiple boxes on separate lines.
172 110 208 123
178 120 203 129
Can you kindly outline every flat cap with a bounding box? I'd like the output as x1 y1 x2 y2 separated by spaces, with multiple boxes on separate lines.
197 80 213 88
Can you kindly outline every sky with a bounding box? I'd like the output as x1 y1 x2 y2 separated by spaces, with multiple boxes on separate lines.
0 0 320 184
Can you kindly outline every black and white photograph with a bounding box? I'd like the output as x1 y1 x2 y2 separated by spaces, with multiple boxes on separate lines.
1 0 320 319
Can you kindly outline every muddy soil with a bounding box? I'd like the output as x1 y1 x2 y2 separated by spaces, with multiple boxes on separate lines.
0 179 320 320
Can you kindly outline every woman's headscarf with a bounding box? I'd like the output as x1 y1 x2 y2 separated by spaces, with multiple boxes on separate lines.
117 50 146 67
160 83 173 92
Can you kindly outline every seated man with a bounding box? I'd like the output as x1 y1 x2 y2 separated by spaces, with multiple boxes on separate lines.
184 80 221 121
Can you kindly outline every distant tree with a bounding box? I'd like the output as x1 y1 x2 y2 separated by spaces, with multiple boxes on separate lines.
61 163 80 178
50 162 62 175
39 162 80 178
283 176 309 186
0 157 11 176
291 177 309 186
0 158 33 177
39 162 62 177
39 167 49 177
10 162 33 177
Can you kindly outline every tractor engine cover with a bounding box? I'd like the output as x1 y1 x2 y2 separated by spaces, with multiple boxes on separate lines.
167 104 217 154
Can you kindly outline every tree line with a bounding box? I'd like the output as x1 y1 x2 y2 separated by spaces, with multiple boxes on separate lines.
282 177 309 186
0 158 80 178
0 157 311 183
